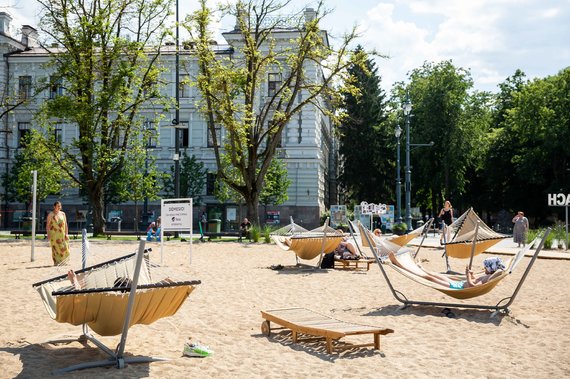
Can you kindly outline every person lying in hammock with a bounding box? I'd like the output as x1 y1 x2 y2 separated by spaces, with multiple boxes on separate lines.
67 270 132 291
334 229 358 260
413 257 506 290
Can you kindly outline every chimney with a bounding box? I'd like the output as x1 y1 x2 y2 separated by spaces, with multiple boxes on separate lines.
304 8 316 23
21 25 39 47
0 12 13 36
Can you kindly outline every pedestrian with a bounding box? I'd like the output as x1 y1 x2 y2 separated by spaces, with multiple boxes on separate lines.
438 200 454 243
512 211 529 247
239 217 251 242
46 201 70 265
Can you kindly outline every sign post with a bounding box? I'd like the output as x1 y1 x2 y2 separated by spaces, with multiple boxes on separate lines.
160 198 193 263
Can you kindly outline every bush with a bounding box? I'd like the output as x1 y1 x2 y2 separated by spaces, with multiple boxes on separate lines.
262 225 273 243
392 222 407 235
249 226 261 243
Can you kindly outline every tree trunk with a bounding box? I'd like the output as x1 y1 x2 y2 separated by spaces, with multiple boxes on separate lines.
89 187 106 236
245 192 260 226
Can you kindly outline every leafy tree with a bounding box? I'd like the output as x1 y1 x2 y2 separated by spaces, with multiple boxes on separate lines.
338 45 390 203
495 68 570 220
400 60 480 215
164 152 208 204
186 0 364 224
33 0 173 235
259 157 291 208
2 131 71 216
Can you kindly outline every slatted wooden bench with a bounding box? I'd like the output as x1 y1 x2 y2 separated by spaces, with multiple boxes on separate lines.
10 230 80 240
260 307 394 354
334 258 376 271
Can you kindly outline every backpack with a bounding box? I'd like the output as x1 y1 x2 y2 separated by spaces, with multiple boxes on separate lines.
320 252 335 269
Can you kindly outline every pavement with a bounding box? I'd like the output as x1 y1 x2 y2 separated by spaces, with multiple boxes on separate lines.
407 233 570 260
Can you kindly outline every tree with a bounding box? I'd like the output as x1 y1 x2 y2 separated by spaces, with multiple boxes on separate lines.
400 60 480 215
259 157 291 208
186 0 364 224
34 0 173 235
2 131 70 218
338 45 390 203
163 152 208 204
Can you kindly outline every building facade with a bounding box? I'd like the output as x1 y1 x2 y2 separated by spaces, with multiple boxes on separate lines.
0 10 339 231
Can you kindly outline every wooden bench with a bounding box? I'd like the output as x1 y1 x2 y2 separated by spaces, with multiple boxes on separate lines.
200 231 247 241
334 258 376 271
260 307 394 354
105 231 141 240
11 230 80 240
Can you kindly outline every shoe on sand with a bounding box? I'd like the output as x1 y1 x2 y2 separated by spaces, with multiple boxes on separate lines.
183 342 212 357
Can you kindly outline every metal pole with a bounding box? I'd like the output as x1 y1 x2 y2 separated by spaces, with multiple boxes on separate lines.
566 205 568 252
396 131 402 223
404 103 412 232
174 0 180 199
31 170 37 262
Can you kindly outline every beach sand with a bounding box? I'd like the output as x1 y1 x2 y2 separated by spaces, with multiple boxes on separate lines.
0 238 569 378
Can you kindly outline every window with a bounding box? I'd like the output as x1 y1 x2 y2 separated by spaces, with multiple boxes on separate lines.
206 172 216 195
268 73 282 97
177 122 189 148
54 123 63 144
207 124 221 147
179 74 191 98
18 122 30 147
49 76 64 99
144 120 157 148
18 76 32 100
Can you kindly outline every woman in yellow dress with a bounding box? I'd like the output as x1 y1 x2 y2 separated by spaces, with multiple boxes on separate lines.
46 201 70 265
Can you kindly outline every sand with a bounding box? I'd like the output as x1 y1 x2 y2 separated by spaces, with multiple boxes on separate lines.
0 238 569 378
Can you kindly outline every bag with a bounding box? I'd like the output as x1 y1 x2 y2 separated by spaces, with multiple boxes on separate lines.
320 252 335 269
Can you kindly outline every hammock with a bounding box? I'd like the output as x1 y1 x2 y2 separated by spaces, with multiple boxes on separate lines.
271 218 344 264
442 208 510 259
360 220 550 314
32 241 200 373
358 219 434 248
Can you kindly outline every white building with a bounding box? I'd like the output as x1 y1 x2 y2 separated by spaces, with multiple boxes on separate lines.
0 10 339 231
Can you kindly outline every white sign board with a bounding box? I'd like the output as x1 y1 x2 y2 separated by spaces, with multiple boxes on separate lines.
160 198 193 264
548 193 570 206
162 200 192 231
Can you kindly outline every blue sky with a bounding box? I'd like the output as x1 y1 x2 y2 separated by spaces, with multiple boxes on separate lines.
4 0 569 92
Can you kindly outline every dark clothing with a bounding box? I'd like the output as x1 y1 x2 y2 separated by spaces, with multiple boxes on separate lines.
239 220 251 241
441 209 453 226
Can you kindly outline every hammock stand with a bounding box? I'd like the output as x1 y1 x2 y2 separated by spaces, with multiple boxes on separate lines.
271 217 344 268
32 240 200 374
351 218 434 260
360 221 550 316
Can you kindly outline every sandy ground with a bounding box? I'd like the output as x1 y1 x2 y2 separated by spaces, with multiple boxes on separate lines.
0 238 569 379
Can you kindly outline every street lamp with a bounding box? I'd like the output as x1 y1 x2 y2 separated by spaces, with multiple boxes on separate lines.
403 93 412 231
394 125 402 223
173 0 181 199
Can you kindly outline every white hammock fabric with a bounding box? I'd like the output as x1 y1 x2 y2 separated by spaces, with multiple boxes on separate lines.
443 208 510 258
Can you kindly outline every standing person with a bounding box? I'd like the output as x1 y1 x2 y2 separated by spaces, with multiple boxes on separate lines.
512 211 529 247
438 200 454 243
46 201 70 265
239 217 252 242
200 212 207 240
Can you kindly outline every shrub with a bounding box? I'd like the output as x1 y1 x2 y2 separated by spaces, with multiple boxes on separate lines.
392 222 407 235
262 225 273 243
250 226 261 243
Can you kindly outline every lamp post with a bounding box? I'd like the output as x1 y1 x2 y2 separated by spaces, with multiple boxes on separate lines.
403 93 412 232
173 0 181 199
394 125 402 223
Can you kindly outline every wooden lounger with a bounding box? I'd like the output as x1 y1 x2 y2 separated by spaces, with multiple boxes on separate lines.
260 307 394 354
334 258 376 271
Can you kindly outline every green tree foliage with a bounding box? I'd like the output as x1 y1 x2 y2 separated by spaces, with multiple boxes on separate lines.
338 45 391 204
186 0 364 224
34 0 173 235
401 60 482 214
3 131 70 206
163 152 208 203
488 68 570 220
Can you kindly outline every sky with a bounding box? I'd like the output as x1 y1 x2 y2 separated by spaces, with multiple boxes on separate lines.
4 0 569 93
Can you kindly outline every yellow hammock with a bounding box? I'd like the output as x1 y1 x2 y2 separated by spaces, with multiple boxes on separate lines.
273 234 344 260
443 208 509 259
361 226 549 313
359 220 432 248
34 250 200 336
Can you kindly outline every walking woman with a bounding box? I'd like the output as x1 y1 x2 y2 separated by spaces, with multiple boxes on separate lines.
512 211 529 247
46 201 70 265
